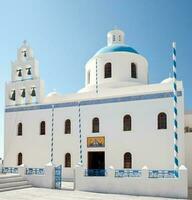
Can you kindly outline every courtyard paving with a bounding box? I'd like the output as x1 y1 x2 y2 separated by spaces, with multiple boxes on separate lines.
0 188 188 200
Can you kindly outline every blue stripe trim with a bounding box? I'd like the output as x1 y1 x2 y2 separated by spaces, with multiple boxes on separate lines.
175 158 179 167
174 120 178 128
174 145 178 153
174 96 177 103
174 132 178 140
5 91 182 113
173 49 176 56
174 170 179 178
174 107 177 115
174 83 177 91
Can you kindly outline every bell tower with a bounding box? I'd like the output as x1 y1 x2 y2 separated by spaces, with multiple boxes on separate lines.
5 41 45 106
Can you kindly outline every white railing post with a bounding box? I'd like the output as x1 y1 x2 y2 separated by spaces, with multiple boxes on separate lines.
44 162 55 189
74 165 84 190
0 159 3 174
108 166 114 177
18 164 26 177
179 165 188 198
142 166 148 178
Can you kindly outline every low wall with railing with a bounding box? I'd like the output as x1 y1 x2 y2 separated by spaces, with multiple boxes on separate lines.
75 166 188 199
0 163 55 189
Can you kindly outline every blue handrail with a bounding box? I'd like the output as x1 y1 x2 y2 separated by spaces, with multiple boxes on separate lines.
115 169 142 177
26 168 45 175
84 169 107 176
148 170 176 178
2 167 18 174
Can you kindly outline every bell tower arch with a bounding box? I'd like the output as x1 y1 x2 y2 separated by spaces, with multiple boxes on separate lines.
5 41 45 106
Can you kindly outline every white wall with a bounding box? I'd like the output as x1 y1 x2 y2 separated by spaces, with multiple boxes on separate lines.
53 106 79 180
4 109 52 167
0 163 55 189
25 165 55 189
75 166 188 199
80 52 148 93
17 164 55 189
184 112 192 187
4 89 185 180
80 95 184 170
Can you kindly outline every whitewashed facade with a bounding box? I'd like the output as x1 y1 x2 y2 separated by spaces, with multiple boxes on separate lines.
3 30 192 187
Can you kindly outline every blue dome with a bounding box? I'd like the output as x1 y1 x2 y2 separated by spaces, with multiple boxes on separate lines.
95 44 139 56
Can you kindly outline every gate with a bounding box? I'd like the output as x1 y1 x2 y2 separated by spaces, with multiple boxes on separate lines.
55 165 62 189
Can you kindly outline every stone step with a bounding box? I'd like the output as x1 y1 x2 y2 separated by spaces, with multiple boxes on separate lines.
0 174 20 179
0 176 25 184
0 184 32 192
0 174 32 192
0 180 29 189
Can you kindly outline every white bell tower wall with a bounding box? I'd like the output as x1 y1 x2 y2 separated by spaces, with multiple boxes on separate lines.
5 41 45 106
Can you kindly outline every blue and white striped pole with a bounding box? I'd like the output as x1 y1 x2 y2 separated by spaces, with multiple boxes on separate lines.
78 102 83 164
96 59 98 94
51 105 55 163
172 42 179 177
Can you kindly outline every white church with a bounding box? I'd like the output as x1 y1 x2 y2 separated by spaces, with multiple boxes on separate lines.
3 29 192 189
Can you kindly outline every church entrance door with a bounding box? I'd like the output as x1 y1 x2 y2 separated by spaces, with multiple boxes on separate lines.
88 151 105 176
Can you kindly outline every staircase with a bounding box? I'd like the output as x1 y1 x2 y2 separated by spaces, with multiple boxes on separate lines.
0 174 32 192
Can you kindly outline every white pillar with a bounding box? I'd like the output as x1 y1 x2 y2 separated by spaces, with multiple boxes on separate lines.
108 166 114 177
74 165 84 191
0 159 3 174
44 162 55 189
18 164 26 177
179 165 188 198
142 165 148 178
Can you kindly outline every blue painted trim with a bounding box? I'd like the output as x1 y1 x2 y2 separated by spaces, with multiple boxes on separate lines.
95 44 139 56
115 169 142 177
5 91 182 113
148 170 176 178
26 168 45 175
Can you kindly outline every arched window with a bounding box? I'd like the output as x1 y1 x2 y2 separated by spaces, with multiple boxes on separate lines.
104 63 112 78
123 115 131 131
17 123 22 136
65 153 71 167
65 119 71 134
18 153 23 166
113 35 115 42
158 112 167 129
131 63 137 78
87 71 90 84
92 117 99 133
124 152 132 168
40 121 46 135
118 35 121 42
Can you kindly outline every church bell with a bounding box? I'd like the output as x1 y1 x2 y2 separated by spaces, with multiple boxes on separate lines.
26 67 32 75
10 90 16 101
31 87 36 97
17 69 22 77
21 89 26 98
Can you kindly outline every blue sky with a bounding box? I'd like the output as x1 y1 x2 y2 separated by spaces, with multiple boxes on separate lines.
0 0 192 158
